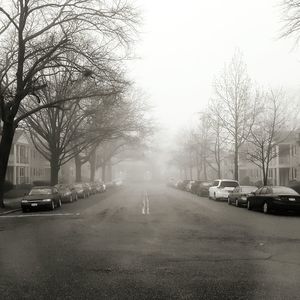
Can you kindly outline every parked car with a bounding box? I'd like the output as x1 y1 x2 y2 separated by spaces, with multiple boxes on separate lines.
228 185 258 207
97 182 106 192
197 181 213 197
177 180 191 191
73 183 89 198
209 179 239 201
185 180 195 192
21 186 62 212
190 181 203 194
55 184 78 203
246 186 300 214
88 182 99 194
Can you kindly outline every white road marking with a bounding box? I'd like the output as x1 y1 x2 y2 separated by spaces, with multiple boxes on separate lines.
146 191 150 215
0 212 80 218
142 191 150 215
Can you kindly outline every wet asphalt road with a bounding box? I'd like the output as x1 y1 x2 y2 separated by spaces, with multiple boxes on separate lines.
0 183 300 300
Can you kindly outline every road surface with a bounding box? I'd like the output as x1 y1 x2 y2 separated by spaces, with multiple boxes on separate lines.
1 183 300 299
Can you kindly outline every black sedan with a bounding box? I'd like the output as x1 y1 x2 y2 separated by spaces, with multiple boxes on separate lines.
21 186 62 212
228 185 258 207
246 186 300 214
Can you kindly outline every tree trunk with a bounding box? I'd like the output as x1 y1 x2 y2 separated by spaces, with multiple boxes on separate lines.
203 158 208 181
196 150 200 180
75 155 82 183
0 122 16 207
107 160 112 182
50 159 60 186
101 164 106 182
264 165 269 186
234 140 239 181
189 165 193 180
89 150 96 182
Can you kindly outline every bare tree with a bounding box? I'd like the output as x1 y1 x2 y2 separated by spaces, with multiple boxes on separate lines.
204 110 225 179
245 89 298 185
76 89 154 182
25 70 123 185
212 50 257 181
281 1 300 41
0 0 138 205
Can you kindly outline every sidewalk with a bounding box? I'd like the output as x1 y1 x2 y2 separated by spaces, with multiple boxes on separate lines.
0 198 22 215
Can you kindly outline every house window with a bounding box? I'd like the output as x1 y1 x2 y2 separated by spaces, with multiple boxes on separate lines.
19 145 28 164
19 167 25 177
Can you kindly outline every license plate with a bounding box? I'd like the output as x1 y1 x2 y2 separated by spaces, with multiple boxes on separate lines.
289 198 296 202
31 203 38 207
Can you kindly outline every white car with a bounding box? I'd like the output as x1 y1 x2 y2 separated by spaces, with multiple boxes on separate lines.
209 179 239 201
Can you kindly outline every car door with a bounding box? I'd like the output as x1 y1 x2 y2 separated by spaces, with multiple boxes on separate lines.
250 187 262 208
256 187 268 208
264 187 273 205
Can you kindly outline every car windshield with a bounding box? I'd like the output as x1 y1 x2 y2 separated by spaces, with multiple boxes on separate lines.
220 181 239 188
241 186 257 193
272 187 299 195
29 188 52 195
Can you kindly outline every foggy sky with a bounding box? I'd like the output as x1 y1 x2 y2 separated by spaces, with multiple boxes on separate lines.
128 0 300 130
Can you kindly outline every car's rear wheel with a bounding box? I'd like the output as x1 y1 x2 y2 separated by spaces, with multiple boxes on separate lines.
228 197 231 205
263 202 269 214
22 207 28 213
247 200 252 210
235 199 239 207
50 200 55 210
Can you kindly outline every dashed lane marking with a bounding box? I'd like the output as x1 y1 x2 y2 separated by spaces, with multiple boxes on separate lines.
142 191 150 215
0 212 80 218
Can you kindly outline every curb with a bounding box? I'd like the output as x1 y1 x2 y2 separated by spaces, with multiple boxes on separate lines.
0 208 21 216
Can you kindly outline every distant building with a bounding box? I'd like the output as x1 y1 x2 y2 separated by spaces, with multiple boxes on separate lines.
239 132 300 186
5 130 50 185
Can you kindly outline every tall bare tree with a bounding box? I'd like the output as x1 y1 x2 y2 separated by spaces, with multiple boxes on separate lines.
25 69 123 185
0 0 138 205
212 51 257 180
281 1 300 41
245 89 298 185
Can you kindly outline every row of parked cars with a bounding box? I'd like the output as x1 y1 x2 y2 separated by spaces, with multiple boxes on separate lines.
168 179 213 197
21 182 106 213
169 178 300 214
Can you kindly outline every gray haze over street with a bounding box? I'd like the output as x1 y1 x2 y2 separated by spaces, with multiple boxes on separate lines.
1 183 300 299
